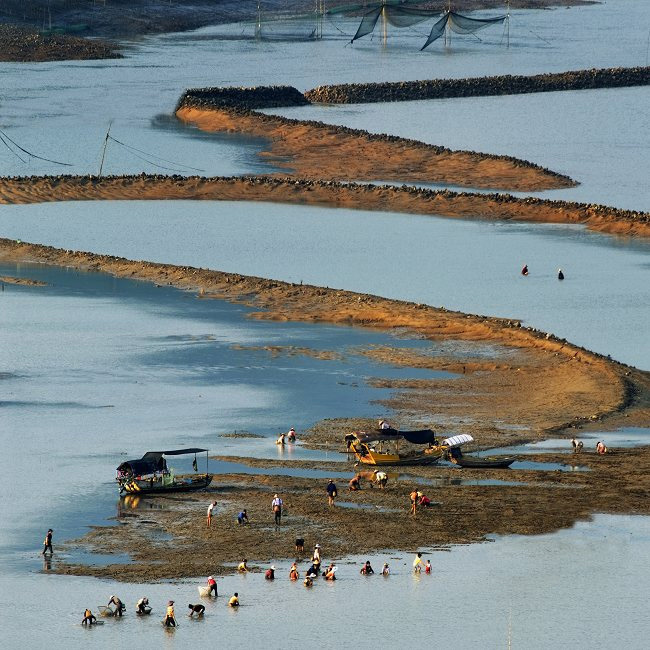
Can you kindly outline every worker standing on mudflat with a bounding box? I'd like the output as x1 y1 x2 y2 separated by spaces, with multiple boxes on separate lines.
42 528 53 555
272 494 283 525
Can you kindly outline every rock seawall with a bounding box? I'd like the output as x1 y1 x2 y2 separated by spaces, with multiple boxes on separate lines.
304 66 650 104
177 85 309 110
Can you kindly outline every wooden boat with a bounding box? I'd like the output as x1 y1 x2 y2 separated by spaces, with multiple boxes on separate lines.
450 454 516 469
116 448 213 495
447 446 516 469
349 430 443 466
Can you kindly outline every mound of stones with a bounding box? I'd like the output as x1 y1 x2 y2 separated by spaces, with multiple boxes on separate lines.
177 85 310 111
304 66 650 104
0 24 120 62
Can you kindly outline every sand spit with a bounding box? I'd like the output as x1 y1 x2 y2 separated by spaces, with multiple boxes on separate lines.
1 236 648 443
0 174 648 237
56 445 650 582
175 105 572 192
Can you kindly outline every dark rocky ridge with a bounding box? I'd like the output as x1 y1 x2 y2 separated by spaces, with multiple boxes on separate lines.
303 66 650 104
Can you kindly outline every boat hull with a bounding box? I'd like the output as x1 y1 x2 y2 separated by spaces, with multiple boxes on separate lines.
119 474 213 495
452 456 516 469
356 452 442 466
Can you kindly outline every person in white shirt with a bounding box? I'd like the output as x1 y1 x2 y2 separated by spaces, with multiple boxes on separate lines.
271 494 283 525
207 501 216 527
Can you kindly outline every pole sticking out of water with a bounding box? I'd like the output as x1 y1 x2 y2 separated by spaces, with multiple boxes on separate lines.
98 120 113 177
506 0 510 49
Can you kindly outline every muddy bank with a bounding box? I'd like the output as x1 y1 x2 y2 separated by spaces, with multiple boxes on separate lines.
0 174 648 237
175 101 574 192
55 444 650 582
2 237 648 446
304 66 650 104
0 24 120 62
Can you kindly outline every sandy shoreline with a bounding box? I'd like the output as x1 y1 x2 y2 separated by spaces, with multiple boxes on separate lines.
56 445 650 582
2 238 647 581
0 175 648 237
176 105 573 192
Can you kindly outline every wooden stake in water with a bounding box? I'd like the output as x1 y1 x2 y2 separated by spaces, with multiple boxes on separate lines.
98 120 113 177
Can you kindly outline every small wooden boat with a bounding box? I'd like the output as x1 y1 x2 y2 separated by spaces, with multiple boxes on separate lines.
349 430 443 466
116 448 213 495
450 454 516 469
447 443 516 469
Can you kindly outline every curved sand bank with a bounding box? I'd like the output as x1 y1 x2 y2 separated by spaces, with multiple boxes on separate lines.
2 236 648 439
4 239 647 581
175 105 573 192
0 174 648 237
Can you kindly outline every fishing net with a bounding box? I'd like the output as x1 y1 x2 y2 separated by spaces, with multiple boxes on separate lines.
421 11 506 50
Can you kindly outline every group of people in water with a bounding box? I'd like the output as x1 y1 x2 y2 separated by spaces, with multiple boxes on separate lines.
82 591 239 627
276 427 297 446
521 264 565 280
572 437 609 454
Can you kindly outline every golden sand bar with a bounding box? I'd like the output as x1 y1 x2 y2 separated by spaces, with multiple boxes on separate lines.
0 175 648 237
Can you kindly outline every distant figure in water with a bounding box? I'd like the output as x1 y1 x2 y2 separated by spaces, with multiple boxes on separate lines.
558 268 565 280
276 433 286 445
571 438 583 454
287 427 296 443
228 593 240 607
521 264 529 276
188 603 205 617
82 609 97 625
596 441 608 455
42 528 53 555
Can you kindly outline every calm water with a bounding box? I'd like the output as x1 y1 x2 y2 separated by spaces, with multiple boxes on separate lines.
0 1 648 207
2 2 650 646
2 514 649 649
0 262 454 563
1 199 648 368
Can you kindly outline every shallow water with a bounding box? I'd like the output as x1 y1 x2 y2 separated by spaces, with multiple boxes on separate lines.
0 262 452 566
2 514 649 649
2 199 648 368
267 84 650 211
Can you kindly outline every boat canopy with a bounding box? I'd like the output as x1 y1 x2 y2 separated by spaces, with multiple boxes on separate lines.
441 434 474 448
117 448 208 475
355 429 438 445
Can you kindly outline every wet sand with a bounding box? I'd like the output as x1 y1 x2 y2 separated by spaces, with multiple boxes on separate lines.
2 238 647 581
176 106 573 192
0 175 647 236
56 445 650 582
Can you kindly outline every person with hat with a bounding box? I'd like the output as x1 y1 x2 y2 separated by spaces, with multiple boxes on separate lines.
107 595 125 617
136 596 150 614
326 479 337 506
207 575 218 596
163 601 176 626
271 494 283 525
289 562 299 581
381 562 390 576
287 427 296 443
265 565 276 580
323 563 337 580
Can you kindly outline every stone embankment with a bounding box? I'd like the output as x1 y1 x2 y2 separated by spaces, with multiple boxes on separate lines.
304 66 650 104
176 85 310 110
0 24 121 62
0 174 647 237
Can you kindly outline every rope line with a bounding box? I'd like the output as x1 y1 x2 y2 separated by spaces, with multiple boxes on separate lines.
0 128 72 166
